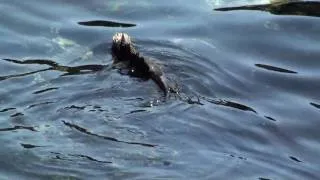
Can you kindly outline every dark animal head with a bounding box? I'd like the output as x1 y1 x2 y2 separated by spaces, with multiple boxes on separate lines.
111 33 137 63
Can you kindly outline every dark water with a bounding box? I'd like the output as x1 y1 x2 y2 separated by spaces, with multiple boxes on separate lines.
1 0 320 179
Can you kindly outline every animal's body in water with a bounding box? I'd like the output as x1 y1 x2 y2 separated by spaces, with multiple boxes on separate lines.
111 33 172 95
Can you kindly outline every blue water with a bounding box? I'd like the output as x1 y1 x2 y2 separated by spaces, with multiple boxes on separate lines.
0 0 320 179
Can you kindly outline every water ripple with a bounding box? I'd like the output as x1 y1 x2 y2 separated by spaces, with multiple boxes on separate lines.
255 63 297 74
62 120 156 147
78 20 136 28
1 1 320 179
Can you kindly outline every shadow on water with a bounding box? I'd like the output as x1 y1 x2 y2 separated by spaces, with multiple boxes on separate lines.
0 125 37 132
310 102 320 109
78 20 136 28
202 97 257 113
1 58 106 80
49 152 112 164
255 64 297 74
215 1 320 17
32 87 59 94
0 107 16 112
20 143 43 149
62 120 156 147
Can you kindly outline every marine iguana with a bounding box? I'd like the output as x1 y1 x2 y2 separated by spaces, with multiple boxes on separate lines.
111 33 171 95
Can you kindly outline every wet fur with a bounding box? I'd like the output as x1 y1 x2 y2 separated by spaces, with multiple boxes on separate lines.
111 33 168 95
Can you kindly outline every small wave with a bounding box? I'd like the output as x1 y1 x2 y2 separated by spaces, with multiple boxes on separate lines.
255 63 297 74
78 20 136 28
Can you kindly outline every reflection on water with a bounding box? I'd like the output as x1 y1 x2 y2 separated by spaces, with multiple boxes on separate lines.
255 64 297 74
78 20 136 28
215 0 320 17
1 58 106 77
0 0 320 179
62 120 156 147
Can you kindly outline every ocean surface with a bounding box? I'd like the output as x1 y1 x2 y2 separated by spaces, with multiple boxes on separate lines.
0 0 320 179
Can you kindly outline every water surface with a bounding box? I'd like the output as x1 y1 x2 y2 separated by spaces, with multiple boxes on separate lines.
0 0 320 179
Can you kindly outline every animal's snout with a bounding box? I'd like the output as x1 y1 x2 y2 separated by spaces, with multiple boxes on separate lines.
112 33 131 46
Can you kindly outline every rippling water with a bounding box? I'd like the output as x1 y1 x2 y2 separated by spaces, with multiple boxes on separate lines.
1 0 320 179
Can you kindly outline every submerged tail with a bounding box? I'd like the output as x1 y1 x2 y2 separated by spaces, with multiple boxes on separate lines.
151 73 168 96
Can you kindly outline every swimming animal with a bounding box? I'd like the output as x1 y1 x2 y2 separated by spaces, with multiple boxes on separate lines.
111 33 170 95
